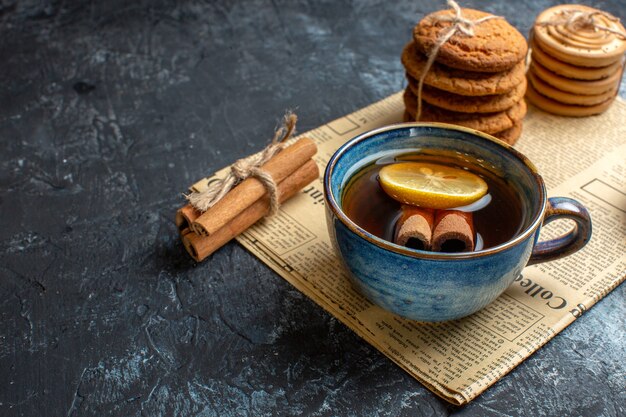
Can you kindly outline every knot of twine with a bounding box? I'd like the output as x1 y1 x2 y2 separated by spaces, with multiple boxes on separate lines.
186 112 297 215
537 9 626 40
416 0 503 120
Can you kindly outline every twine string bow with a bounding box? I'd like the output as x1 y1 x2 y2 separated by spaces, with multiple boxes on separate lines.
538 9 626 40
416 0 503 120
186 112 297 215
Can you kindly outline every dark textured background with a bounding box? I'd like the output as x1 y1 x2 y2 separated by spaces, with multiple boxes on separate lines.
1 0 625 416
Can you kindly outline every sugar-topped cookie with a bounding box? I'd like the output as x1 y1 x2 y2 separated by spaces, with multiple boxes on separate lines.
413 8 528 72
403 88 527 134
401 42 526 96
407 73 527 113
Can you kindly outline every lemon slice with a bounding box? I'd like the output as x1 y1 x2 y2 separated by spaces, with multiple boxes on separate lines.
379 162 488 209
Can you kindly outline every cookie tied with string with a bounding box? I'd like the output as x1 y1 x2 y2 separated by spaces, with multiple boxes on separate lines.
414 8 528 73
401 1 528 144
533 4 626 68
526 4 626 117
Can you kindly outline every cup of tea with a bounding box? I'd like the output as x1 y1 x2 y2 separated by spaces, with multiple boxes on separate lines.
323 123 592 322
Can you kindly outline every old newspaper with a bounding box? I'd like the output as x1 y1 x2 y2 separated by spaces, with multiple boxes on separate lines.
191 93 626 404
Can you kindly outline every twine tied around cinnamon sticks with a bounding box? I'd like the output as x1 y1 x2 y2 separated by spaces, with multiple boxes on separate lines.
186 112 298 215
415 0 503 120
176 113 319 261
537 9 626 40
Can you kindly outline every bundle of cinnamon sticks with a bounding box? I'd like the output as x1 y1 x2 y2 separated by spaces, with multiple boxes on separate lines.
395 206 476 252
176 137 319 262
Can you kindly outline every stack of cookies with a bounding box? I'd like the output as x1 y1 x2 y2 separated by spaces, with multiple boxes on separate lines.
402 7 529 144
527 4 626 117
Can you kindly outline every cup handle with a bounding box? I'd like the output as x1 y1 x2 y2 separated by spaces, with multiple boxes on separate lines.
527 197 592 266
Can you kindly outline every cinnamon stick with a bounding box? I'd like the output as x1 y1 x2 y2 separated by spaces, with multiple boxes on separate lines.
394 205 435 250
192 138 317 236
176 205 202 231
183 159 319 262
432 210 475 253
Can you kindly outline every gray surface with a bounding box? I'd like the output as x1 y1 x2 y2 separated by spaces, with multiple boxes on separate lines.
1 0 625 416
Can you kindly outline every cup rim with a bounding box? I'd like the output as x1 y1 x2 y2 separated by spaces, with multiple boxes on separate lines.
323 122 547 260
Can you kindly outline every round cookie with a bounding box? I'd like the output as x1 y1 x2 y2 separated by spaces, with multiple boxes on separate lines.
535 32 625 69
403 93 523 144
530 37 623 80
401 42 527 96
531 60 622 95
403 88 527 134
526 81 615 116
493 122 523 145
407 73 527 113
533 4 626 68
413 8 528 72
528 69 618 105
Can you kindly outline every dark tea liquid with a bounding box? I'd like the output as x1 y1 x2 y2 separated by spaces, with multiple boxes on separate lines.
341 151 525 251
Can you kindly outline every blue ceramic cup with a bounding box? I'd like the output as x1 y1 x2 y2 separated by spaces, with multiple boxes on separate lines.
323 123 592 322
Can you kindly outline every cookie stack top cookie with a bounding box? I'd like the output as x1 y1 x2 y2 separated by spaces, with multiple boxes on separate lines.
527 4 626 117
533 5 626 67
413 8 527 72
402 3 529 144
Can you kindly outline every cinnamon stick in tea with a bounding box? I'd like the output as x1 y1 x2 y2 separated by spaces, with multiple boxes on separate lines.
432 210 475 252
192 138 317 236
394 205 435 251
183 159 319 262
